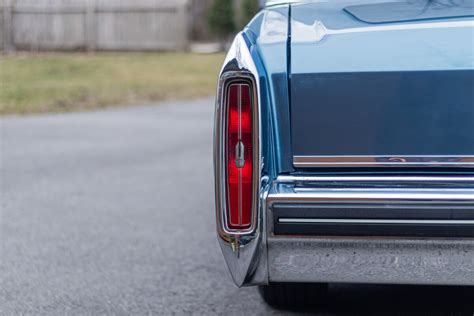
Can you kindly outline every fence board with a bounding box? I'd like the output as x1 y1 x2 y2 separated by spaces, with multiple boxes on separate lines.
14 12 86 50
2 0 15 52
4 0 191 51
1 3 4 50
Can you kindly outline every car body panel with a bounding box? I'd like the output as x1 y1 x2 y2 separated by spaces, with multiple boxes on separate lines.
247 5 294 175
289 1 474 163
291 69 474 158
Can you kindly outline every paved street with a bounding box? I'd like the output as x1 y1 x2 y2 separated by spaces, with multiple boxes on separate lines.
1 98 473 315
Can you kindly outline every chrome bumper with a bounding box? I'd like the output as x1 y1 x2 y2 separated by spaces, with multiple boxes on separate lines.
222 175 474 286
269 176 474 238
267 237 474 285
264 175 474 285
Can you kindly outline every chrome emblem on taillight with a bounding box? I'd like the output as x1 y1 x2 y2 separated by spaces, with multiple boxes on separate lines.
235 141 245 168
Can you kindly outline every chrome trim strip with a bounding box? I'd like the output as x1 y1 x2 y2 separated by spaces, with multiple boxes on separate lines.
293 188 474 193
276 175 474 183
267 176 474 206
278 218 474 225
268 189 474 205
293 155 474 168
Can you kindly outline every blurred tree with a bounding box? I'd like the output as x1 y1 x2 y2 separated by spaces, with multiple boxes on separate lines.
240 0 260 28
208 0 236 42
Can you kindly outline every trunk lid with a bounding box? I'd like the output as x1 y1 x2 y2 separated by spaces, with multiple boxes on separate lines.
289 1 474 167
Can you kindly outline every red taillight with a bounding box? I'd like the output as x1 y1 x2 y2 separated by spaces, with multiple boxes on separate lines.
226 83 253 229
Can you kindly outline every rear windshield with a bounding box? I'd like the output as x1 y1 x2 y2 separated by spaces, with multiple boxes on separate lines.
345 0 474 23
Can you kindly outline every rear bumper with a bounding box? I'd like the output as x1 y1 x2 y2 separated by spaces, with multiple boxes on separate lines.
218 175 474 286
264 175 474 286
267 236 474 286
254 176 474 285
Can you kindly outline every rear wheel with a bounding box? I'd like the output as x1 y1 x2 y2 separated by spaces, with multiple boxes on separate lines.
258 282 328 308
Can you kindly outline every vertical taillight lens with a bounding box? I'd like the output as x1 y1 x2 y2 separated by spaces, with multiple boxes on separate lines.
226 83 253 230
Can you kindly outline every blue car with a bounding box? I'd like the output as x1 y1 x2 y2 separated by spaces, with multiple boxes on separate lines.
214 0 474 306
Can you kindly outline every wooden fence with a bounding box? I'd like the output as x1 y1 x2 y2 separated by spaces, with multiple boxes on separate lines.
1 0 193 52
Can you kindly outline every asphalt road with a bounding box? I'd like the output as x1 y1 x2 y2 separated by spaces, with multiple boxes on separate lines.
1 98 473 315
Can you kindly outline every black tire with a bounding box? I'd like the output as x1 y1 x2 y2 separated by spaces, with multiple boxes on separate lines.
258 282 328 308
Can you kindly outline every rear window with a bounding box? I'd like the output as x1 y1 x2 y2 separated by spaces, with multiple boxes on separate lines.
344 0 474 23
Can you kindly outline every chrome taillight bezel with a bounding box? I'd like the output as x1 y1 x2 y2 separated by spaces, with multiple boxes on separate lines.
213 32 268 287
216 71 260 236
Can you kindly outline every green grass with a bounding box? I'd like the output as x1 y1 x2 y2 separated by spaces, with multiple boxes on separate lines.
0 52 225 115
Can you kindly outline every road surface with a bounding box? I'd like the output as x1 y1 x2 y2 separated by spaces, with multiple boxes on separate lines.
1 98 473 315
